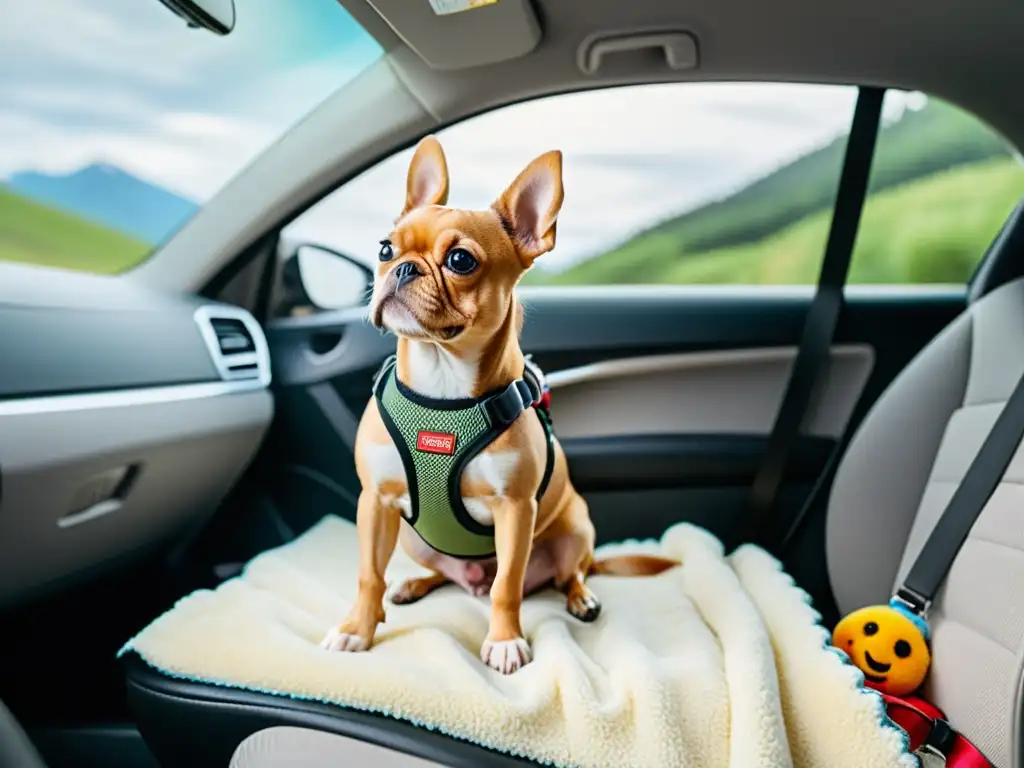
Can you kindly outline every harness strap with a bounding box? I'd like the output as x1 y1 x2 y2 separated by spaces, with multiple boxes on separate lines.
373 355 555 559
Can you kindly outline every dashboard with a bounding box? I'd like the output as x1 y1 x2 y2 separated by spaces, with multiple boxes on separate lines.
0 263 274 608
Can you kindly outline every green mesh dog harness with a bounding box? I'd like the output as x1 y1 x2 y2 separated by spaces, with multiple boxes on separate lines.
373 355 554 559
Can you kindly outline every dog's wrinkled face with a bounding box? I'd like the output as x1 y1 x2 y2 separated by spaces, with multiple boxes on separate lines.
370 136 563 347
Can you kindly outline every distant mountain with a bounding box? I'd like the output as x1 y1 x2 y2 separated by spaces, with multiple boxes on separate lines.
530 98 1015 286
6 163 199 245
640 98 1012 256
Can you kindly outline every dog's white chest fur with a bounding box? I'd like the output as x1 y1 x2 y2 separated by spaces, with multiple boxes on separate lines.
405 341 478 400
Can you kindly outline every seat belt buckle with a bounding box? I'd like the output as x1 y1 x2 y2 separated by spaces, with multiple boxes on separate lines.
916 717 956 763
892 586 931 619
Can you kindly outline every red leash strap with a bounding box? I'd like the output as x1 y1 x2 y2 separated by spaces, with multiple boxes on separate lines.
881 694 991 766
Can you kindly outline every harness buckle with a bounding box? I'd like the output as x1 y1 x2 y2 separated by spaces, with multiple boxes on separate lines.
892 586 931 619
484 381 529 427
522 355 547 406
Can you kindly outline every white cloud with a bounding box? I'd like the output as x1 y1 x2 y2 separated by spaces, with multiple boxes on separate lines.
161 113 237 137
0 0 925 276
285 83 863 271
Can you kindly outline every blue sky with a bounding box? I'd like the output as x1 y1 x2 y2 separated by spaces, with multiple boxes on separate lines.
1 0 927 271
0 0 382 200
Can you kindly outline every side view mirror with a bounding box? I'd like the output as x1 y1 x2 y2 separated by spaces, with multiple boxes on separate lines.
155 0 236 35
279 244 374 316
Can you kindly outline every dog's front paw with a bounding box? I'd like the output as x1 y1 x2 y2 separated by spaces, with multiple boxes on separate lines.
481 636 532 674
319 627 370 652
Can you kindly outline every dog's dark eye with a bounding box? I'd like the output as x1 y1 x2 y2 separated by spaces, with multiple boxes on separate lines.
379 240 394 262
894 640 912 658
444 248 478 275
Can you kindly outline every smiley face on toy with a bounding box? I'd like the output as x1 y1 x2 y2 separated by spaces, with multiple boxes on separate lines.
832 602 931 697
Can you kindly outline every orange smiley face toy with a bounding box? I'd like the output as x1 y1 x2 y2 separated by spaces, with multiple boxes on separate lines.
832 599 931 697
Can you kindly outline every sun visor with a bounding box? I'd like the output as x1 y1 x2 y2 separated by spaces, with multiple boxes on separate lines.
362 0 541 70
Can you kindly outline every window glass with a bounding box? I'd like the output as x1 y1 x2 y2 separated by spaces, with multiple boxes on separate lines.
286 83 1024 300
0 0 383 274
286 83 859 291
847 91 1024 285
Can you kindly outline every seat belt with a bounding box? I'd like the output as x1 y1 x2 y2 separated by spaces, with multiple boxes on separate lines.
893 369 1024 617
775 198 1024 557
740 86 886 546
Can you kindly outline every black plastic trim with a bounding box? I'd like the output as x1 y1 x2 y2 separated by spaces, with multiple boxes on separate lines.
968 197 1024 303
123 653 540 768
561 433 835 492
268 287 966 391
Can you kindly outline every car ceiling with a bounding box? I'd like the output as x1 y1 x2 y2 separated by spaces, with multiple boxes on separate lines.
349 0 1024 139
131 0 1024 292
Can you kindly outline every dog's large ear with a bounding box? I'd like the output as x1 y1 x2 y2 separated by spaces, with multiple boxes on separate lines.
492 150 564 267
402 135 449 216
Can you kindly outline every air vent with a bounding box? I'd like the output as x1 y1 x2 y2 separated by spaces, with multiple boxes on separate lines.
210 318 256 355
194 306 271 386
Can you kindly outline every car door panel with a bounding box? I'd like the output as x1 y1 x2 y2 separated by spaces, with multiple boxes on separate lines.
546 345 873 439
263 286 963 556
0 263 275 610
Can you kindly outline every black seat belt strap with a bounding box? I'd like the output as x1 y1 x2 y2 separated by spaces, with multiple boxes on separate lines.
894 370 1024 616
741 86 886 546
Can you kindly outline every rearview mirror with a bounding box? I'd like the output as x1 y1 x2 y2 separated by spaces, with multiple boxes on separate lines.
280 245 373 315
155 0 236 35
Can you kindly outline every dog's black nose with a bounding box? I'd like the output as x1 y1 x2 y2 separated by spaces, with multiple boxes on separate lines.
394 260 421 289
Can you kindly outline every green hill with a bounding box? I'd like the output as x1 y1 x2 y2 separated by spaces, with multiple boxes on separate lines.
541 158 1024 287
532 99 1020 287
0 185 151 273
657 157 1024 285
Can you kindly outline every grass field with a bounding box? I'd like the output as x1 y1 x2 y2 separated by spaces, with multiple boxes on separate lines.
0 185 151 273
539 157 1024 286
526 98 1024 287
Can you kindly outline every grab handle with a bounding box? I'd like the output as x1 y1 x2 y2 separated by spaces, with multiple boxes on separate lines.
578 30 699 75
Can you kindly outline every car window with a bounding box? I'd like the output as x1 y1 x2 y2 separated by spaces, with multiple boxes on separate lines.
283 82 1023 304
847 91 1024 285
0 0 383 275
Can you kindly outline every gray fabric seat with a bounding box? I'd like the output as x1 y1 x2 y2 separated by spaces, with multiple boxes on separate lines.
827 275 1024 767
0 698 47 768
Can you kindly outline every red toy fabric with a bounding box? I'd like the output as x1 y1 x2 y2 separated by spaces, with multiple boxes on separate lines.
881 693 991 766
538 390 551 412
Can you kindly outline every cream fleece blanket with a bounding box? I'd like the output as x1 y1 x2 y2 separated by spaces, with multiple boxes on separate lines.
121 515 918 768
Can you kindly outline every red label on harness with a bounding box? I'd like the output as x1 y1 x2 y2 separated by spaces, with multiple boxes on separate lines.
416 431 457 455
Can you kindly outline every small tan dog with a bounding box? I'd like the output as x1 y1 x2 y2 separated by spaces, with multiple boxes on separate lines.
321 136 675 674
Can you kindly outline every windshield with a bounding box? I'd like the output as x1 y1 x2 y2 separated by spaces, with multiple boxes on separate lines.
0 0 383 274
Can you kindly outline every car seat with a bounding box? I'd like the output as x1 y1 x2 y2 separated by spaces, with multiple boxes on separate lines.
123 209 1024 767
827 272 1024 768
